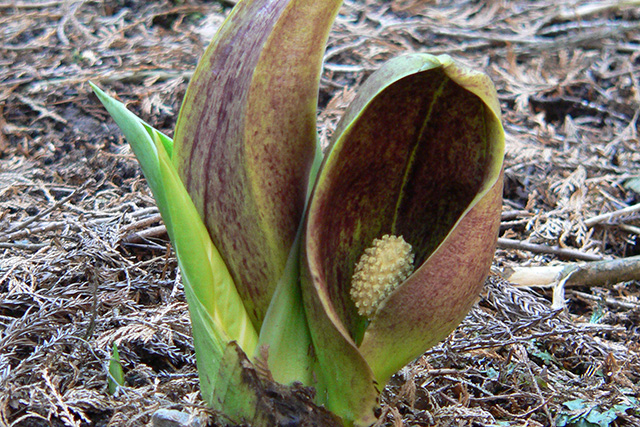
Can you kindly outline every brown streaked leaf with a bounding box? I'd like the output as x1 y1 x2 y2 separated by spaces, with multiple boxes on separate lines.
302 53 504 404
306 55 503 342
173 0 343 329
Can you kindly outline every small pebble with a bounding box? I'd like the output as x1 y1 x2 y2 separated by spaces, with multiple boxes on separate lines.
151 409 201 427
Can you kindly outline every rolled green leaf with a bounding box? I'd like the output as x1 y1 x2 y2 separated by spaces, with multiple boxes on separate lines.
90 84 258 405
302 54 504 421
173 0 343 331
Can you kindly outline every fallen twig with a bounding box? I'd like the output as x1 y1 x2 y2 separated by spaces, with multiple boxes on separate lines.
504 255 640 288
515 345 554 425
497 237 602 261
618 223 640 235
0 221 67 243
584 202 640 227
121 224 168 245
554 0 640 20
0 1 66 8
120 214 163 234
501 255 640 309
14 94 67 124
0 241 48 250
570 290 640 310
2 181 92 236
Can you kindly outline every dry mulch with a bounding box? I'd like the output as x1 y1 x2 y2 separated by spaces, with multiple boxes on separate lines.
1 0 639 426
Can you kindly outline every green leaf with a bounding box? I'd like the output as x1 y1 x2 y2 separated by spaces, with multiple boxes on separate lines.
585 407 617 427
623 176 640 194
527 342 559 366
589 300 605 323
91 84 258 405
257 227 313 385
556 399 632 427
107 343 124 395
563 399 588 411
172 0 343 330
90 83 170 203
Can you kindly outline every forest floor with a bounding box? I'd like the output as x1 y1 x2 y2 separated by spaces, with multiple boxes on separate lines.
1 0 639 426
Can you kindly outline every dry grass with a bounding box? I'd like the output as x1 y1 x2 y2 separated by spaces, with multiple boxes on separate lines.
1 0 639 426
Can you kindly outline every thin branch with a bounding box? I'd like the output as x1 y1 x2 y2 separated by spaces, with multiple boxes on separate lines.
0 221 67 243
554 0 640 21
504 255 640 288
0 1 64 8
14 94 67 124
497 237 602 261
121 224 168 245
570 290 640 310
584 202 640 227
0 241 48 250
120 214 163 234
2 181 92 236
619 224 640 235
502 256 640 308
515 345 554 425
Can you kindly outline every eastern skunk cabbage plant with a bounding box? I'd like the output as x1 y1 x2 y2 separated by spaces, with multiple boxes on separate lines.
90 0 504 425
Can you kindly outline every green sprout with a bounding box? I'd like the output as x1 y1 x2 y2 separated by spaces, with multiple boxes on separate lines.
107 343 124 395
89 0 505 425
